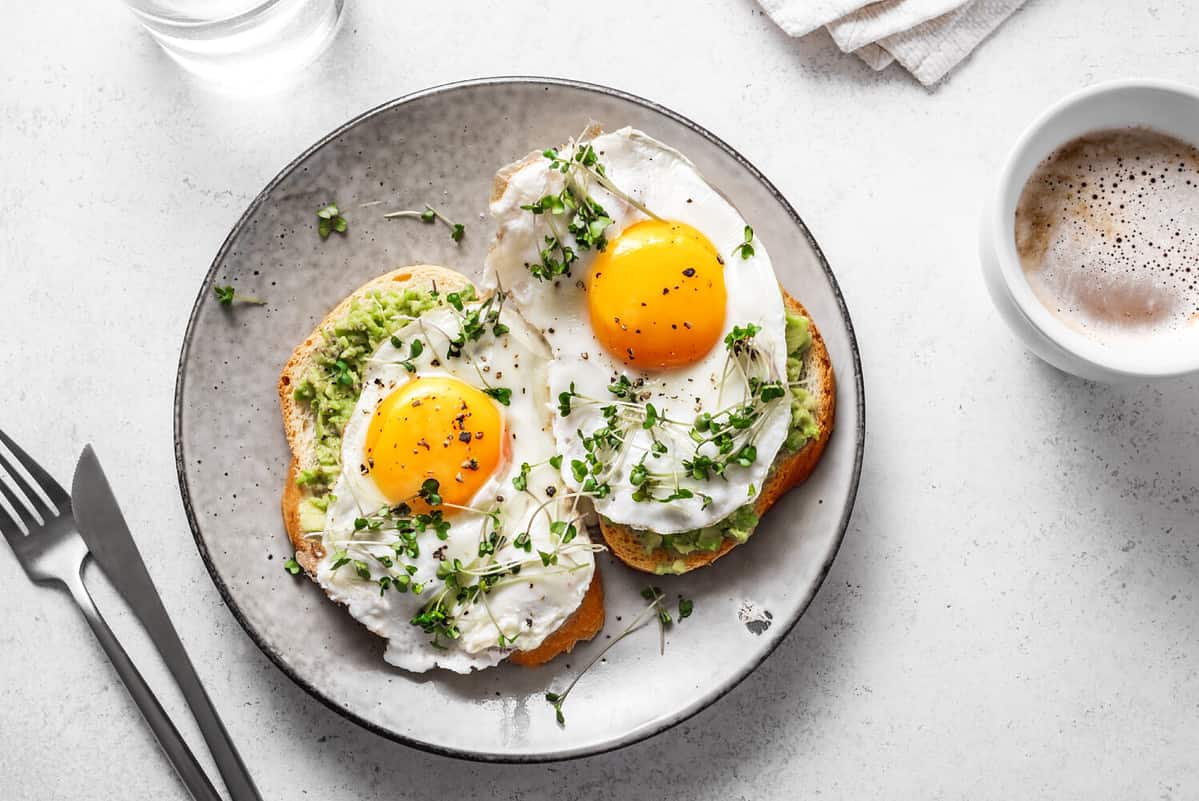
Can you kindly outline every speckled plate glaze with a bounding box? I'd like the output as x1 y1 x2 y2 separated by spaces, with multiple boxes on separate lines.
175 77 864 762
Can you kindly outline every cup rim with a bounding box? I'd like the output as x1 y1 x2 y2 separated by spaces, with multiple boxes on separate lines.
989 77 1199 379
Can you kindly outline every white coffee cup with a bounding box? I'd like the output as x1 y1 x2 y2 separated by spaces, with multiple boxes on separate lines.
979 79 1199 382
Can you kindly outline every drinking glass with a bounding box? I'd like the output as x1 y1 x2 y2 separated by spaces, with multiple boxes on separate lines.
122 0 344 87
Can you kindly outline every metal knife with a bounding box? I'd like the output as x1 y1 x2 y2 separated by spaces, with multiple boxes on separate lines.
71 445 263 801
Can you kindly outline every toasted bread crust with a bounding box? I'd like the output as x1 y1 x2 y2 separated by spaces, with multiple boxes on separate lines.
598 290 836 574
281 457 322 572
278 265 603 666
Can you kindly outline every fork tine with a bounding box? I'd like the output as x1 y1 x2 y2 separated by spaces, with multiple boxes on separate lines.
0 429 69 511
0 471 36 542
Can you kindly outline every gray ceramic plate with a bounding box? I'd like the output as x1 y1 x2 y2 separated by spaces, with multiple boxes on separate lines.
175 77 864 762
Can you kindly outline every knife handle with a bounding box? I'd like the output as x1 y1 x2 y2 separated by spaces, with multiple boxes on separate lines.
63 568 223 801
141 613 263 801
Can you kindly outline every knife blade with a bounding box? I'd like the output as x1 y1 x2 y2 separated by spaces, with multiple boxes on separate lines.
71 445 168 616
72 445 262 801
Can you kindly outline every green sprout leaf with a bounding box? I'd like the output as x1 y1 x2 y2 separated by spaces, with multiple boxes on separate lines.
608 374 634 398
512 462 531 492
558 383 576 417
484 387 512 406
316 203 348 240
384 203 464 243
419 478 442 506
213 285 264 307
733 225 754 259
330 549 350 571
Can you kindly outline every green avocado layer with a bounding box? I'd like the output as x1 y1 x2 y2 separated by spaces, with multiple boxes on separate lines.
291 286 463 522
630 309 821 568
784 312 820 452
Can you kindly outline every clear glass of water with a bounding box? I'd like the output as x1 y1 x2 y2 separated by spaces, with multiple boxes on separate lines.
123 0 344 87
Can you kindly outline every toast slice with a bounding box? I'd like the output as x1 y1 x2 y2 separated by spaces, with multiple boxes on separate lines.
278 264 603 665
598 290 836 574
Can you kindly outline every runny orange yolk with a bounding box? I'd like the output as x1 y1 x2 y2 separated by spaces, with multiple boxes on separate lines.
587 220 727 369
363 376 504 512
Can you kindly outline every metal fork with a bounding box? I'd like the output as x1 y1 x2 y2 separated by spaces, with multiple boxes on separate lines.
0 432 222 801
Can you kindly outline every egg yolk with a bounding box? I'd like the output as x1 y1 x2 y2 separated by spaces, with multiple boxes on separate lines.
587 220 727 369
363 376 504 511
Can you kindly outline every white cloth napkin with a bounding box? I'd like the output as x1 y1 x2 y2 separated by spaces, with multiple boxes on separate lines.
758 0 1026 85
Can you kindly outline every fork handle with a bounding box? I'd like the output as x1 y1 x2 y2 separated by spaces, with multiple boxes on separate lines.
63 569 223 801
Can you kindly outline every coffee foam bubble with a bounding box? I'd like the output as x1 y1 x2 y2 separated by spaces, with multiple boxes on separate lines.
1015 127 1199 349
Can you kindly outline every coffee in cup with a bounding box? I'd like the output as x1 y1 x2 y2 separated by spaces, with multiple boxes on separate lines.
1014 127 1199 347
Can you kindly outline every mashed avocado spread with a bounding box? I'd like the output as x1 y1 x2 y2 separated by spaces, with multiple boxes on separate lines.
292 286 468 529
784 312 820 452
632 310 821 568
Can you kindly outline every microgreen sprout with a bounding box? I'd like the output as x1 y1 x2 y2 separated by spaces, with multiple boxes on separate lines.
213 285 265 307
543 143 662 223
316 203 348 239
512 455 564 494
442 291 509 359
283 557 302 575
390 336 424 373
521 136 661 282
733 225 755 259
512 462 531 492
419 478 443 507
607 374 634 399
483 387 512 406
558 384 576 417
383 203 465 242
545 586 672 725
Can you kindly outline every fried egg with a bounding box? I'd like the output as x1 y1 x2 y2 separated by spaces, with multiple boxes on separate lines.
315 300 597 673
485 128 791 534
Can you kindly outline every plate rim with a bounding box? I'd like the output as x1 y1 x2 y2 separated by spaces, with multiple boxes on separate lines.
173 75 866 763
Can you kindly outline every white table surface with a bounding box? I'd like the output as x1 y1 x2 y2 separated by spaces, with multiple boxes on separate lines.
3 1 1198 799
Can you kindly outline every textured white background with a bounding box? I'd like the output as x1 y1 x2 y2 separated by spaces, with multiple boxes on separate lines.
3 1 1198 799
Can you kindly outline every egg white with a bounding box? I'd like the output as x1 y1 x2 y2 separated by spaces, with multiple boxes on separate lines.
484 128 791 534
313 303 596 673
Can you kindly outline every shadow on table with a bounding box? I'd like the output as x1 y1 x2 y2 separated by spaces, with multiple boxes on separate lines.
1021 360 1199 607
1026 360 1199 533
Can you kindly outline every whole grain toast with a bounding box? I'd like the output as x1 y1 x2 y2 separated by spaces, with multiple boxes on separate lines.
277 264 603 665
598 291 836 574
